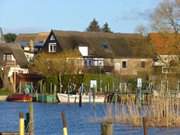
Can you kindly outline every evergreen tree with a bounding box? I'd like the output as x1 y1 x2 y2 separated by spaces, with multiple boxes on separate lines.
86 18 101 32
101 22 112 33
4 33 17 43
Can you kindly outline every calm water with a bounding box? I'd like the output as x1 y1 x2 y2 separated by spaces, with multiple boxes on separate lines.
0 102 180 135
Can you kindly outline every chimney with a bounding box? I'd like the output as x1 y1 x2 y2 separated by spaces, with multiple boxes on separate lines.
29 40 34 51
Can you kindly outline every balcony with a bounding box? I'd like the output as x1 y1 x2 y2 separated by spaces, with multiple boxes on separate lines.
3 60 16 66
84 65 114 73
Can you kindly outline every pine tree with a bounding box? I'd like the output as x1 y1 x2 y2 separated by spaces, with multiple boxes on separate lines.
101 22 112 33
86 18 101 32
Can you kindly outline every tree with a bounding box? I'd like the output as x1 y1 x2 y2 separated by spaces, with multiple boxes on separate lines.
151 0 180 33
151 0 180 91
86 18 101 32
101 22 112 33
30 50 84 76
30 50 84 93
4 33 17 43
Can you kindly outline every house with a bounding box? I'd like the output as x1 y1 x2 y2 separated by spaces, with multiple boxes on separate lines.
148 33 180 91
15 32 49 62
42 30 154 76
0 43 28 91
149 33 180 73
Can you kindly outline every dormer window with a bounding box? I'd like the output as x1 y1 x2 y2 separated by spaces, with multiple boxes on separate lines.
101 43 109 49
50 35 55 41
48 43 56 53
3 53 15 61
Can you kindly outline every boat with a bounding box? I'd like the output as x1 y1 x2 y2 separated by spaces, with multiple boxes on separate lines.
57 93 105 103
6 93 32 102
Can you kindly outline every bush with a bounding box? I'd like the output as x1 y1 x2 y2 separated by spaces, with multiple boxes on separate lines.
0 88 11 95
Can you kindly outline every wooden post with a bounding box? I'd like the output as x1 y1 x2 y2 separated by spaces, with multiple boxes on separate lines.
19 80 22 93
19 112 24 135
28 102 34 135
40 80 43 93
101 122 113 135
25 113 30 132
79 83 83 107
59 73 62 93
50 82 52 94
61 112 68 135
143 117 148 135
13 72 16 93
54 84 57 103
79 92 82 107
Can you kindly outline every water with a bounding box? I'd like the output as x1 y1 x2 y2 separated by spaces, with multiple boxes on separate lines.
0 102 180 135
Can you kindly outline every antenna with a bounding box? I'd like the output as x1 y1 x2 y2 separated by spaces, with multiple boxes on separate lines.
0 27 4 43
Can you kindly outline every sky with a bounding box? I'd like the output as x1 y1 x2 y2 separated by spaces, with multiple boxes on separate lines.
0 0 161 34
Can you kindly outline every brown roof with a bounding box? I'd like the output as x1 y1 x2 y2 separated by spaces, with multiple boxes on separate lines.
149 33 180 55
0 43 28 68
52 30 154 58
15 33 37 42
16 32 49 42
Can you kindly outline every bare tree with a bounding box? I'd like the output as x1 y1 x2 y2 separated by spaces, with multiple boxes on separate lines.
151 0 180 33
151 0 180 93
135 24 148 36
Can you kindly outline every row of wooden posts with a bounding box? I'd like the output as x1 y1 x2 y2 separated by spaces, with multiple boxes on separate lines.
8 106 148 135
19 111 148 135
100 117 148 135
19 103 34 135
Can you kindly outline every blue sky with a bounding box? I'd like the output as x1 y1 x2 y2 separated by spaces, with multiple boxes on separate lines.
0 0 161 34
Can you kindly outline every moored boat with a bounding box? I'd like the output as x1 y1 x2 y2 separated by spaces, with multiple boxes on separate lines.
57 93 105 103
6 93 32 102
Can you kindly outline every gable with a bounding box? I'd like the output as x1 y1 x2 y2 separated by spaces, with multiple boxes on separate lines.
42 31 62 53
0 43 28 68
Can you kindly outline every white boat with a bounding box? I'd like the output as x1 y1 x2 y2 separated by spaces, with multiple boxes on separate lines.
57 93 105 103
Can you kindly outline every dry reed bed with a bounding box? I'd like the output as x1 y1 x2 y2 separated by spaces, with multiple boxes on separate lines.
103 95 180 128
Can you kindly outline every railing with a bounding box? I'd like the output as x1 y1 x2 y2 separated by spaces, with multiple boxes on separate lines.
3 61 16 66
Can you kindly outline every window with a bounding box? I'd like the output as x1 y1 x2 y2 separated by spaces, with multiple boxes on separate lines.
50 35 55 41
141 61 146 68
48 43 56 53
122 61 127 68
3 53 15 61
101 43 109 49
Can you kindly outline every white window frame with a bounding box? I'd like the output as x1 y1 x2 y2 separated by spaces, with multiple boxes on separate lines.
3 53 15 61
48 43 56 53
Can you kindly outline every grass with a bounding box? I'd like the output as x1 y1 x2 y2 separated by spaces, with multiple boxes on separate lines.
0 88 11 95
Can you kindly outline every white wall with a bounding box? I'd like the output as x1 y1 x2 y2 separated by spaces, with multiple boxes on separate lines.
78 46 88 56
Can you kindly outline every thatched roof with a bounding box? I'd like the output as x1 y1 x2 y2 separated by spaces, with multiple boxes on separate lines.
52 30 154 58
15 32 49 47
0 43 28 68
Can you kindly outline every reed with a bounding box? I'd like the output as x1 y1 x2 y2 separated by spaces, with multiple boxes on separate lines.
103 95 180 128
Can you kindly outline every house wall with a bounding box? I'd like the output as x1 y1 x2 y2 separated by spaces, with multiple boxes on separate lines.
24 52 34 62
113 58 153 76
